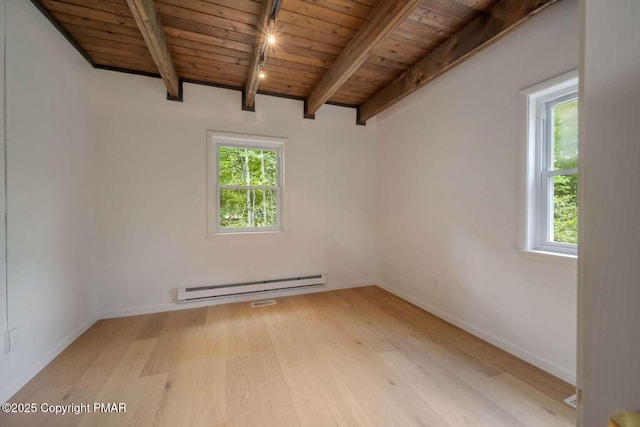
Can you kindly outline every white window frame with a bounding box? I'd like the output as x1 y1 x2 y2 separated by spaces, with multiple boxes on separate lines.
207 131 286 235
520 70 579 258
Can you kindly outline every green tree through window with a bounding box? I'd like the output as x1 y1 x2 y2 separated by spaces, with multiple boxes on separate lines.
551 98 578 244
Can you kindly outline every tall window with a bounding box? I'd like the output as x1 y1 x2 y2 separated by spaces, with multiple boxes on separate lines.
207 132 285 234
522 71 578 255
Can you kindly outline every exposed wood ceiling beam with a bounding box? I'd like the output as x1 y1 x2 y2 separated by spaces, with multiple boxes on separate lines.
244 0 277 111
304 0 421 118
125 0 180 100
358 0 561 123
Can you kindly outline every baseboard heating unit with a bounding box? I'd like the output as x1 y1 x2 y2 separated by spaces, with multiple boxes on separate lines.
177 274 327 303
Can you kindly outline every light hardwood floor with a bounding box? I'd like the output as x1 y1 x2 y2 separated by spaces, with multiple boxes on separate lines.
1 286 575 426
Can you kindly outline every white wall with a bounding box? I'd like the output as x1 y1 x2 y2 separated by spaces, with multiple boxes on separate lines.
579 0 640 425
375 0 578 383
0 0 97 402
90 72 377 317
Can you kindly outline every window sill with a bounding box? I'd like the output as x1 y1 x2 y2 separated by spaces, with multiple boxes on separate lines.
517 249 577 267
206 230 291 240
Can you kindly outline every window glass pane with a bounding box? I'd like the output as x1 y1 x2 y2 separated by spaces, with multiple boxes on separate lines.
263 150 278 186
552 174 578 244
253 189 278 227
219 146 278 186
219 189 249 228
219 189 278 229
218 146 245 186
552 98 578 170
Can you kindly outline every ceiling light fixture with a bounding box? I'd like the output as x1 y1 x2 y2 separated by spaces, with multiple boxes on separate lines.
250 0 282 97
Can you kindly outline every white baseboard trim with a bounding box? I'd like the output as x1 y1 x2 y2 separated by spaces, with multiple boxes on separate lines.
98 280 373 320
375 281 576 385
1 316 97 404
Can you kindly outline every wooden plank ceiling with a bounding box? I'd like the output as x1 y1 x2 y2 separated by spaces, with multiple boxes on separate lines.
33 0 561 124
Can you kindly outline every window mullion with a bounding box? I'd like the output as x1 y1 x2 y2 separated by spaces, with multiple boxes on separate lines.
540 174 553 245
541 101 555 246
544 168 578 177
219 185 277 191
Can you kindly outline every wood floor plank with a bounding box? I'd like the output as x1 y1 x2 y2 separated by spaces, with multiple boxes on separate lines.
136 312 170 341
294 294 436 427
276 298 376 426
121 374 168 427
187 306 228 426
139 309 198 377
263 300 339 427
151 309 206 426
380 349 524 427
295 294 448 427
3 385 73 427
250 347 300 427
76 339 160 427
226 356 262 427
223 302 251 360
491 373 575 426
14 315 150 426
298 293 449 426
1 286 575 427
